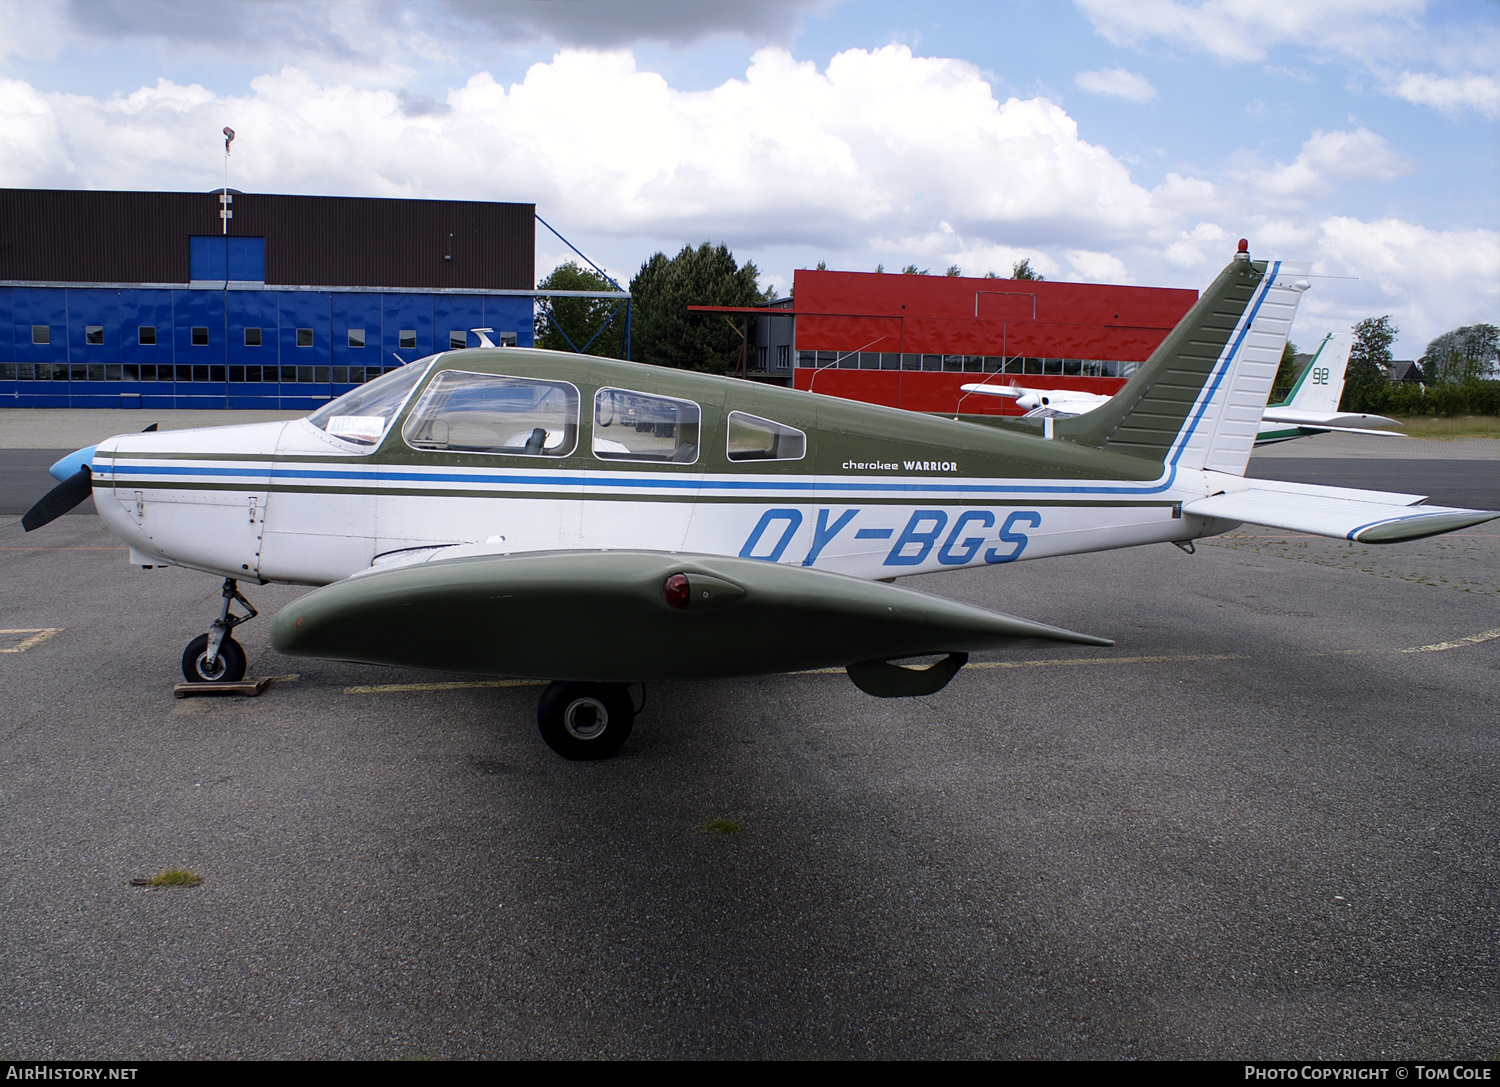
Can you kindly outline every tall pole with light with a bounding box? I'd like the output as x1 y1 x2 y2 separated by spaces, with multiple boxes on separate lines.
221 126 235 234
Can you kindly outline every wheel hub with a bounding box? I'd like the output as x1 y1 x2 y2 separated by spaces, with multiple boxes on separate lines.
563 697 609 741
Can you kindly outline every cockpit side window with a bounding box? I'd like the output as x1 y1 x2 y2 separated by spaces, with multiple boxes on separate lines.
402 370 580 457
726 411 807 462
592 387 701 464
306 358 433 446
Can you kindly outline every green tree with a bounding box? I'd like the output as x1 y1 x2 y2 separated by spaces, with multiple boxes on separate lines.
534 261 627 358
945 264 962 277
1270 340 1300 404
1011 259 1044 281
901 264 929 275
1341 315 1397 411
1420 323 1499 385
629 242 770 374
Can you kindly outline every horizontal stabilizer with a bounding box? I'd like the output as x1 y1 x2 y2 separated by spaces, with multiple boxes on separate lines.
1261 407 1402 429
272 549 1111 684
960 383 1022 398
1184 487 1499 543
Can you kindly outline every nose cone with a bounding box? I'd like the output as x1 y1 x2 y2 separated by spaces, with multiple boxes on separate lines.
49 445 97 482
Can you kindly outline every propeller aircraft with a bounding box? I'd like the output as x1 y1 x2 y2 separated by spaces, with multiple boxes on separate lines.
22 244 1498 759
960 330 1404 444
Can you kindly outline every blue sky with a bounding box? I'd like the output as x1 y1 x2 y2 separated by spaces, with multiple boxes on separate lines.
1 0 1495 356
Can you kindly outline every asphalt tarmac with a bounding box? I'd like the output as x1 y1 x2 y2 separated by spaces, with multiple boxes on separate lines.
1 422 1498 1059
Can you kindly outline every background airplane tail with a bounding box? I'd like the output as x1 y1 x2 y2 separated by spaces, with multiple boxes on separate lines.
1056 249 1309 477
1277 332 1352 414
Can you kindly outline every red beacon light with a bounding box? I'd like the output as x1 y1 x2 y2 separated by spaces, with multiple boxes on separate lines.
1235 238 1250 261
663 573 690 609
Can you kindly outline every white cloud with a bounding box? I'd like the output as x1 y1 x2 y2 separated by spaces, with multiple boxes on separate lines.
1074 67 1157 102
1313 217 1500 339
1073 0 1424 64
1387 71 1500 118
1252 127 1413 206
0 46 1169 251
0 1 68 64
1064 249 1131 282
1074 0 1500 120
1160 221 1230 269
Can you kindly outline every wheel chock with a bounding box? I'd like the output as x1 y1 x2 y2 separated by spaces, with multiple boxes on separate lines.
172 677 274 698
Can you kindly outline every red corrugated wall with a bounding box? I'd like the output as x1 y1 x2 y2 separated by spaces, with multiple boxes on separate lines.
790 269 1196 415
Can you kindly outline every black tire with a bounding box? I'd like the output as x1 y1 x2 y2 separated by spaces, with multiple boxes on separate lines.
536 682 635 760
181 634 247 684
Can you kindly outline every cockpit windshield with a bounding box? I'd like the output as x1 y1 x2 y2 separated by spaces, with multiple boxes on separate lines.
306 358 434 445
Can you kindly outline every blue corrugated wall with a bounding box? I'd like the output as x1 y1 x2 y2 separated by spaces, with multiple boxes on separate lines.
0 286 534 409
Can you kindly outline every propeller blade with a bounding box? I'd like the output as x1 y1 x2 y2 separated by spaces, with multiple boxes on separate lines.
22 468 94 532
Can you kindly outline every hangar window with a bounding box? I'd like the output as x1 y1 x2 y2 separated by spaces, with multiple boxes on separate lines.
191 327 209 346
244 328 262 347
85 325 104 345
399 330 417 349
31 325 49 345
297 328 314 348
403 370 579 457
592 388 700 464
307 358 432 448
449 330 468 350
138 326 156 346
348 328 366 349
726 412 806 462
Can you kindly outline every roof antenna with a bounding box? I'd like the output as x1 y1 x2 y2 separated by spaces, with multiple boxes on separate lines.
221 126 235 235
472 327 497 348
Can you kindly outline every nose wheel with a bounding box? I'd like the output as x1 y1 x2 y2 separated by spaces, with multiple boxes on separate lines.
180 578 257 684
182 633 247 683
537 682 636 760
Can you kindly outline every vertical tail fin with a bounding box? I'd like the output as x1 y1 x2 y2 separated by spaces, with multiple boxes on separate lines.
1278 332 1352 414
1056 248 1309 478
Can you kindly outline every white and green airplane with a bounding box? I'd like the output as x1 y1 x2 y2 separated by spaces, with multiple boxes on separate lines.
1253 333 1404 443
961 331 1404 445
22 246 1497 759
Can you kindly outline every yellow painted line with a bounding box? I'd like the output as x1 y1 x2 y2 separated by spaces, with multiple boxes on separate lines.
345 678 546 694
0 628 63 653
790 652 1246 676
339 633 1495 695
1401 628 1500 654
968 653 1249 670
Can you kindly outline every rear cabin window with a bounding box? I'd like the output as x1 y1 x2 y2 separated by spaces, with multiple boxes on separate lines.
592 388 700 464
726 411 806 461
403 370 579 457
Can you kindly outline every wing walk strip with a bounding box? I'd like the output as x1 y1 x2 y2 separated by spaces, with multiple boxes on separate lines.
340 631 1500 693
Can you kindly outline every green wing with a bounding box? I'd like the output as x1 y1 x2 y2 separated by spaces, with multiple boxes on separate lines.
271 550 1109 689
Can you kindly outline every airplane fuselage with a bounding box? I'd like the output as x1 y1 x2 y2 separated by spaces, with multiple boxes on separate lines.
89 349 1237 587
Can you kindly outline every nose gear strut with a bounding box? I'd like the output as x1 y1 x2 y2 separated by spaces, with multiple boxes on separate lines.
181 578 258 683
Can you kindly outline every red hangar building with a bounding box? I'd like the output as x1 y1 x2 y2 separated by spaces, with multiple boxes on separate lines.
702 269 1199 418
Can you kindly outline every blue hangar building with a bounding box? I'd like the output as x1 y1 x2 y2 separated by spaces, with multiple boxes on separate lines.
0 188 536 409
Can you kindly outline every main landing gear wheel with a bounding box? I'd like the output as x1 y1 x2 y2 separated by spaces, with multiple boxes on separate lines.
182 633 247 683
537 682 635 760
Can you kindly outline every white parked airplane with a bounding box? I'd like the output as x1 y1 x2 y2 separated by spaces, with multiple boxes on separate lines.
961 332 1404 445
22 246 1496 759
